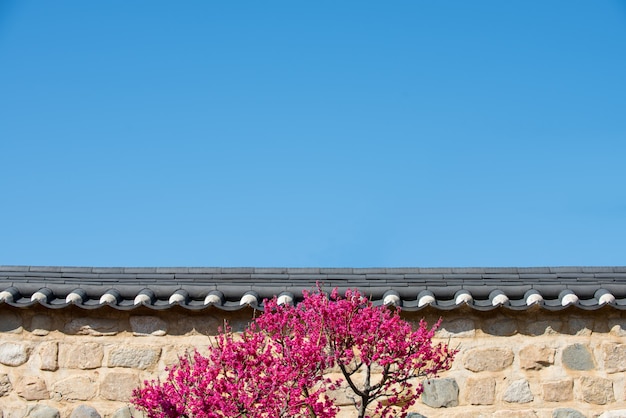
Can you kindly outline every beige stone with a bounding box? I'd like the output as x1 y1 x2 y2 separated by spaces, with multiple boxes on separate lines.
0 373 11 396
578 376 614 405
602 342 626 374
465 377 495 405
39 341 58 371
59 343 103 369
100 372 139 402
542 379 573 402
15 376 49 400
519 345 555 370
493 411 537 418
52 376 97 401
107 346 161 369
463 348 513 372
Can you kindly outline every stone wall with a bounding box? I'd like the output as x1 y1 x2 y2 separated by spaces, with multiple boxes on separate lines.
1 305 626 418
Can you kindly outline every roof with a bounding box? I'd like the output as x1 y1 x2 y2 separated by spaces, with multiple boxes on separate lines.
1 266 626 311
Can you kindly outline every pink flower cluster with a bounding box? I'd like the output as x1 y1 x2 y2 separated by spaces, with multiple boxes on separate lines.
131 287 456 418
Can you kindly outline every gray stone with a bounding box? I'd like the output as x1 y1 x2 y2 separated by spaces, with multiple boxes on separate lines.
111 407 145 418
552 408 586 418
421 378 458 408
65 318 119 336
526 320 562 335
0 374 11 396
130 316 167 336
503 379 533 403
26 405 60 418
0 342 30 366
31 314 52 336
406 414 427 418
0 312 23 333
562 344 594 371
70 405 101 418
484 318 517 336
436 318 475 338
108 346 161 369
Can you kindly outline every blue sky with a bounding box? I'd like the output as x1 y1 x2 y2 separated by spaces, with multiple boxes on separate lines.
1 1 625 267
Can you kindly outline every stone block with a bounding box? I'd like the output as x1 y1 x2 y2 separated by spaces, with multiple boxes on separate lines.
0 312 23 333
599 411 626 418
503 379 533 403
65 318 119 336
567 317 593 336
31 315 52 336
463 348 514 372
578 376 614 405
111 407 146 418
465 377 495 405
484 318 517 336
436 318 475 338
0 342 30 366
602 343 626 374
52 376 97 401
130 316 167 336
542 379 573 402
493 411 537 418
526 320 562 335
15 376 48 400
69 405 101 418
609 319 626 337
100 372 140 402
421 378 459 408
26 405 60 418
562 344 594 371
59 343 103 369
552 409 586 418
107 346 161 369
39 341 58 371
0 374 11 396
519 345 555 370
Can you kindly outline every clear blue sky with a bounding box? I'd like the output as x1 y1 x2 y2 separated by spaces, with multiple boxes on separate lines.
1 1 625 267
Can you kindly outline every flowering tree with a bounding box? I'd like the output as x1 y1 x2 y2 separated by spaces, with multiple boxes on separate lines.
131 287 456 418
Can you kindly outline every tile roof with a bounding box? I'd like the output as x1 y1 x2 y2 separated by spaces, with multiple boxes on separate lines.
1 266 626 311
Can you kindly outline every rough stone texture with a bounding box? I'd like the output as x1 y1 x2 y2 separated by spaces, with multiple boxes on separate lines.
608 319 626 337
39 341 58 371
503 379 533 403
100 372 140 402
52 376 97 401
562 344 595 371
568 317 593 336
26 405 60 418
436 318 475 338
599 411 626 418
465 377 495 405
484 318 517 336
602 343 626 374
542 379 573 402
130 316 167 336
111 407 145 418
463 347 514 372
69 405 101 418
578 376 614 405
519 345 555 370
526 320 562 335
0 312 23 333
0 373 12 396
15 376 49 400
59 343 103 369
31 314 52 336
0 342 30 366
406 414 427 418
107 346 161 369
552 408 586 418
421 378 459 408
65 318 119 336
493 411 537 418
